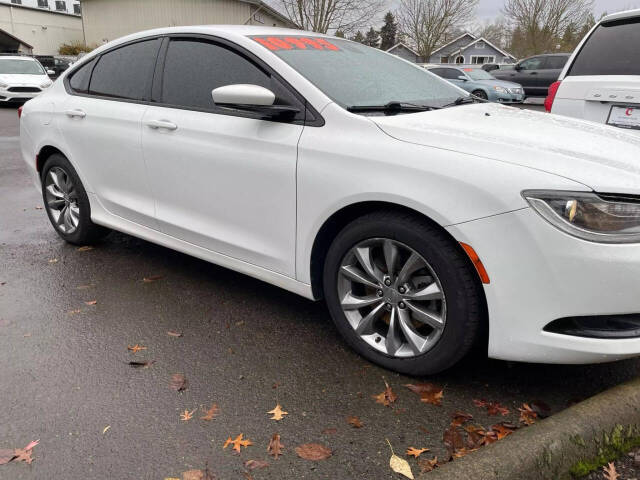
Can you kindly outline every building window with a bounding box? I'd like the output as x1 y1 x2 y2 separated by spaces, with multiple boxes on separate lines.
455 55 464 64
55 0 66 11
440 56 449 64
11 0 22 5
470 55 495 64
73 3 81 14
37 0 49 7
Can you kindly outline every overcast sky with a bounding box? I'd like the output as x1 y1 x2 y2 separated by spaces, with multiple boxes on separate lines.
475 0 638 19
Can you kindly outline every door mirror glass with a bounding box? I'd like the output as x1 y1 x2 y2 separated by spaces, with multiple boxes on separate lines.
212 84 275 106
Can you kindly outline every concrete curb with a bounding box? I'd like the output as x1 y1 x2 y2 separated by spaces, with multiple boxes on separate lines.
418 377 640 480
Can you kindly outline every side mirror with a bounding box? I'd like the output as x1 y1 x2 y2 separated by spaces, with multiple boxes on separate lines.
211 84 300 118
46 69 56 76
457 75 468 81
514 64 522 71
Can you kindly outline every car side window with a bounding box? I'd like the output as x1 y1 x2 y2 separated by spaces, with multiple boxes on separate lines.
68 58 96 93
544 56 568 70
432 68 460 80
89 39 160 100
519 57 543 70
161 39 273 110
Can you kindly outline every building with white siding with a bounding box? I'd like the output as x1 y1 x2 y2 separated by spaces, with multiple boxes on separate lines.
80 0 297 46
0 1 83 54
1 0 81 16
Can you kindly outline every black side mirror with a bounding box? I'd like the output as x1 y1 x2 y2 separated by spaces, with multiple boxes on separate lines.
514 64 522 71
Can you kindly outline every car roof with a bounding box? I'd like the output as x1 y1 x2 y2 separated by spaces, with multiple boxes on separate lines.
0 56 37 61
601 8 640 23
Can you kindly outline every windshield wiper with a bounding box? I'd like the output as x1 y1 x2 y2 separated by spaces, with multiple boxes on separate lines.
346 101 434 113
440 96 479 108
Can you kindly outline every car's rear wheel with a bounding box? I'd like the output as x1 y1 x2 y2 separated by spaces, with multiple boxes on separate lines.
472 90 489 100
41 154 110 245
323 210 485 375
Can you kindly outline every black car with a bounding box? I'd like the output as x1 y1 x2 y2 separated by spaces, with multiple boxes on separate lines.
492 53 570 97
34 55 72 78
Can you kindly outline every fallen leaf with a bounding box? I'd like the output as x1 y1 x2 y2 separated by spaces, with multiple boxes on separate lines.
405 383 444 405
223 434 252 453
473 399 510 416
347 416 363 428
143 275 163 283
102 425 111 434
418 456 439 473
182 467 215 480
450 412 473 427
452 447 478 458
267 404 288 421
12 440 39 465
406 447 429 458
167 330 183 337
464 424 487 449
201 404 219 421
127 344 147 354
77 246 94 252
48 258 58 264
245 459 269 470
518 403 537 426
169 373 188 391
489 422 516 441
443 425 465 455
84 300 97 306
373 380 397 407
386 439 413 479
295 443 332 461
267 433 284 459
603 462 619 480
0 449 15 465
180 409 196 421
128 361 155 369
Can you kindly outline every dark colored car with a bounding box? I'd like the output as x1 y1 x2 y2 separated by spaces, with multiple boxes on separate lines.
492 53 570 97
34 55 72 78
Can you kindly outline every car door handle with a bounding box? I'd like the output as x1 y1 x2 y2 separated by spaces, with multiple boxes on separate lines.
146 119 178 131
65 109 86 118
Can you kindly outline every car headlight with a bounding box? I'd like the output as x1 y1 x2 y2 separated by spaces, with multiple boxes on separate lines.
523 190 640 243
493 86 508 93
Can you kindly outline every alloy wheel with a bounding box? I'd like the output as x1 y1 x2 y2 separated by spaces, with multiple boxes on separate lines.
337 238 446 358
44 166 80 234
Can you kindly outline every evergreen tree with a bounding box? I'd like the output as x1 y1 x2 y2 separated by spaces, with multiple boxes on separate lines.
334 30 346 38
352 31 365 43
379 12 398 50
364 27 381 47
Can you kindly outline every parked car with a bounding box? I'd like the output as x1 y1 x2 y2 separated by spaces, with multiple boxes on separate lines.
19 26 640 375
493 53 570 97
481 63 515 72
0 55 53 103
35 55 73 78
428 66 524 103
546 9 640 134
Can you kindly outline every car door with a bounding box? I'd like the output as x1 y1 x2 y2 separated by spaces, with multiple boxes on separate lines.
514 56 546 95
141 36 305 277
539 55 568 95
57 38 161 228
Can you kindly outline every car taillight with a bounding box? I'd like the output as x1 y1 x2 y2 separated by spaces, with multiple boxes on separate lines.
545 81 561 113
18 106 23 119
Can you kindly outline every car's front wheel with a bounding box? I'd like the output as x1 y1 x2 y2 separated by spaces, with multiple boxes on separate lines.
323 210 485 375
41 153 110 245
472 90 489 101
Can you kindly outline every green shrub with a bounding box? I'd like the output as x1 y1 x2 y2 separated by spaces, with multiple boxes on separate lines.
570 425 640 477
58 41 97 56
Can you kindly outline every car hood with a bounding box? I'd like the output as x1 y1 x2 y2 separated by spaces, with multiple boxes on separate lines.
473 79 521 89
371 103 640 194
0 73 48 85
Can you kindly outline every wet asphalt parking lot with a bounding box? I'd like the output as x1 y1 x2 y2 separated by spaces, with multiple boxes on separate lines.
1 101 638 480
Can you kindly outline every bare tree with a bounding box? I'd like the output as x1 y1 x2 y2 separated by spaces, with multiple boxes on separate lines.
474 17 510 50
503 0 595 56
396 0 479 59
276 0 385 34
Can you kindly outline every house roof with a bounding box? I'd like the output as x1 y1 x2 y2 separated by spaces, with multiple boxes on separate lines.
0 28 33 49
430 32 476 56
386 42 420 57
448 36 516 60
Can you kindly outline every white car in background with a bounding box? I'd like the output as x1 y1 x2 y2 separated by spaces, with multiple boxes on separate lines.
0 55 54 103
19 26 640 375
547 8 640 134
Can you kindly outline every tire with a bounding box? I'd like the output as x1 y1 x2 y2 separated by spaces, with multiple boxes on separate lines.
323 210 485 375
472 90 489 101
41 153 110 245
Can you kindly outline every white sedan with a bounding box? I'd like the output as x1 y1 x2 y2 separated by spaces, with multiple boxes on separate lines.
0 56 53 102
19 26 640 375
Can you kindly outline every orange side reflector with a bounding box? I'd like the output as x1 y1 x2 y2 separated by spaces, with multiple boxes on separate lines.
460 243 490 284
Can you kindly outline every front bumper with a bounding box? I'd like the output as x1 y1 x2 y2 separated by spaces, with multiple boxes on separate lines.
494 92 524 104
447 207 640 364
0 87 43 102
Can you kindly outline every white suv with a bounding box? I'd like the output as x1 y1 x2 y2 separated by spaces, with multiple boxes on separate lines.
0 56 53 103
546 9 640 134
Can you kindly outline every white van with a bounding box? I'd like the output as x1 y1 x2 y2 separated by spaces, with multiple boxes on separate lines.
546 9 640 135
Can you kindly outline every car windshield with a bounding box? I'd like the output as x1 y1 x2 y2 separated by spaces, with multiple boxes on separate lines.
250 35 467 110
0 59 45 75
464 69 495 80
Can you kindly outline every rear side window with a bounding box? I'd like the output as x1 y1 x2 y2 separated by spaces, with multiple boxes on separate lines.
161 39 272 110
89 39 160 100
544 56 568 70
569 18 640 76
431 68 460 80
519 57 544 70
68 59 95 93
